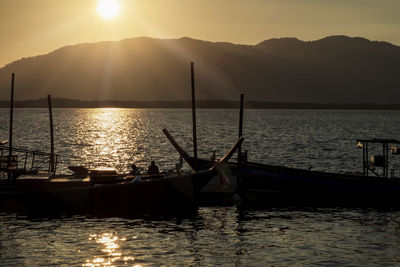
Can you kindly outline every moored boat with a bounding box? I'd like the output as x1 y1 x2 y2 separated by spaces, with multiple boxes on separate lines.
231 158 400 208
0 136 243 217
0 169 215 217
171 67 400 208
164 128 400 208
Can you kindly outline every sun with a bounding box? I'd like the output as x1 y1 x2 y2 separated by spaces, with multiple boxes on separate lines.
96 0 121 20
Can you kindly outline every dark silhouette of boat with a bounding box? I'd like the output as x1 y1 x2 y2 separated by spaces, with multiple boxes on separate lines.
0 135 243 217
174 63 400 209
164 129 400 208
230 151 400 208
1 72 248 217
0 169 212 217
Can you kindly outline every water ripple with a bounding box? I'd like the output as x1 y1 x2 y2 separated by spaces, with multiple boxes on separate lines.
2 109 400 265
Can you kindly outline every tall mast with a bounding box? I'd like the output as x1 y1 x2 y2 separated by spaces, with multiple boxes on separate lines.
48 95 55 174
191 62 198 169
238 93 244 161
8 73 15 180
237 94 244 192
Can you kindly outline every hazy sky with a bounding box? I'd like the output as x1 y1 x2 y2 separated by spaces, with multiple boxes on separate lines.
1 0 399 67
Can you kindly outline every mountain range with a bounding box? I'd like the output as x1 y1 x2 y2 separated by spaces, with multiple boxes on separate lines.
1 36 399 103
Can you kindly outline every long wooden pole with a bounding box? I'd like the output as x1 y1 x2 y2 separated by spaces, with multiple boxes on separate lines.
191 62 198 169
48 95 55 174
238 94 244 160
8 73 15 180
237 94 244 192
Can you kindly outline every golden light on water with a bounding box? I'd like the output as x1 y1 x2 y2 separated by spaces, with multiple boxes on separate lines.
87 108 126 170
96 0 121 20
84 232 137 267
72 108 148 173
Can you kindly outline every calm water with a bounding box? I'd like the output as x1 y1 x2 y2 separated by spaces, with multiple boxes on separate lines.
1 108 400 266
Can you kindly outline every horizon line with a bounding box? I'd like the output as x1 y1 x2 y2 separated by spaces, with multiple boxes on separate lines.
1 99 400 110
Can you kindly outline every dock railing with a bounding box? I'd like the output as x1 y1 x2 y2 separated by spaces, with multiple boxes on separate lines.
0 144 58 176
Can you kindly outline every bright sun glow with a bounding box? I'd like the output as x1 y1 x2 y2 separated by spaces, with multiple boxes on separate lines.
96 0 121 20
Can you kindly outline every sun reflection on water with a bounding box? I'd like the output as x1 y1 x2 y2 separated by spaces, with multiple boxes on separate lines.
83 108 134 172
42 108 195 174
83 232 137 267
72 108 184 174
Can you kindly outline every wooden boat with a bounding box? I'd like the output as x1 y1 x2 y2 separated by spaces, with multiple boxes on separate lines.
0 137 243 217
229 159 400 208
0 74 246 217
0 169 214 217
164 129 400 208
159 64 400 208
174 65 400 208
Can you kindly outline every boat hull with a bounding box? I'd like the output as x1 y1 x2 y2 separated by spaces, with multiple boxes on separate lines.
238 162 400 208
0 171 214 217
189 157 400 208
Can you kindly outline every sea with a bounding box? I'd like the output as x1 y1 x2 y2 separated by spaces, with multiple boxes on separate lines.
1 108 400 266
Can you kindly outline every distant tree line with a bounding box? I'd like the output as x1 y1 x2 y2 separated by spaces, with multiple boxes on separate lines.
0 98 400 109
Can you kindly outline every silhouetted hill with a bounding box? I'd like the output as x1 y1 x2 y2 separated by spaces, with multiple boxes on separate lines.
1 36 399 103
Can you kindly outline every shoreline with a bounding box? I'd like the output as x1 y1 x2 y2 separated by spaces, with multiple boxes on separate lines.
1 99 400 110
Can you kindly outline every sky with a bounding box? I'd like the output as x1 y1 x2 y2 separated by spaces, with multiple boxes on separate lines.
1 0 400 67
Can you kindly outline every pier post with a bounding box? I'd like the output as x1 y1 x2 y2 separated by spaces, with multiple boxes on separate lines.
48 95 55 174
362 141 366 176
191 62 198 169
